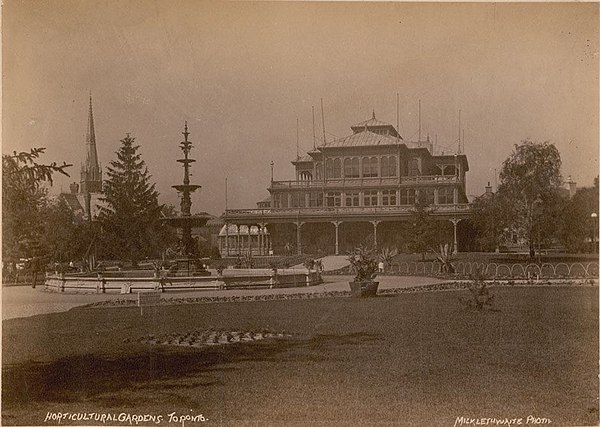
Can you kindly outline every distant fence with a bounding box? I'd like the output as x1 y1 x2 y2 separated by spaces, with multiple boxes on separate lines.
2 272 45 287
328 261 599 279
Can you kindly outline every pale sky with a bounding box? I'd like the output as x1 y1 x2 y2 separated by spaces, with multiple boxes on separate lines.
4 1 599 216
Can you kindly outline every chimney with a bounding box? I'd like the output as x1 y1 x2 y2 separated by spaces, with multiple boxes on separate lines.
485 181 493 195
69 182 79 194
566 175 577 199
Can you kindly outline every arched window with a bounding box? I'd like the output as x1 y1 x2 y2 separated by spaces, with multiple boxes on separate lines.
387 156 396 177
344 157 359 178
363 157 378 177
381 156 397 177
333 158 342 178
299 171 312 181
409 158 420 176
325 159 333 179
381 156 389 177
344 158 352 178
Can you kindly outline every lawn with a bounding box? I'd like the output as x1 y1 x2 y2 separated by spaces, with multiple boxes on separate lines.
2 287 598 426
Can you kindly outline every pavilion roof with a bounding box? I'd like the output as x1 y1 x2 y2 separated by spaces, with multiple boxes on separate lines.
350 116 394 130
322 130 403 148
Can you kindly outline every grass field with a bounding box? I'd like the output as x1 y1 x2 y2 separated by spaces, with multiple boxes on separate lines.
2 287 598 426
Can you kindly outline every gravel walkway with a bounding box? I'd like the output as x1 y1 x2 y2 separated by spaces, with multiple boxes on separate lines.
2 275 442 320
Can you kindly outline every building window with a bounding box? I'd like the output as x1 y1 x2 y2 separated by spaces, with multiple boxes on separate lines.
327 158 342 178
420 189 435 205
381 156 397 177
309 192 323 207
315 162 323 180
326 191 341 207
363 190 378 206
399 189 415 205
402 160 409 176
345 191 360 207
333 158 342 178
438 187 453 205
382 189 396 206
344 157 360 178
273 194 281 208
362 157 379 177
409 158 420 176
281 193 289 208
299 171 312 181
290 192 305 208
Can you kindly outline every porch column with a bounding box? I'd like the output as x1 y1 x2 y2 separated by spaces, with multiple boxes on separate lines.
296 221 304 255
332 221 342 255
371 220 381 249
225 222 230 256
258 222 267 256
237 225 241 256
248 225 253 255
450 218 460 255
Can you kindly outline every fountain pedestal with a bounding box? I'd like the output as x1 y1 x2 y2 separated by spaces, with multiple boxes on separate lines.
162 123 212 277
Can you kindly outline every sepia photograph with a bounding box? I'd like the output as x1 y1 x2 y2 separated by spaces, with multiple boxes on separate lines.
2 1 599 426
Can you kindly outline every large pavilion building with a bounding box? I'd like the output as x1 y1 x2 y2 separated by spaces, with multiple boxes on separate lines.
224 112 473 256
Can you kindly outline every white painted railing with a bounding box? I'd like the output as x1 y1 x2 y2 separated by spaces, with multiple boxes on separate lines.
269 175 460 189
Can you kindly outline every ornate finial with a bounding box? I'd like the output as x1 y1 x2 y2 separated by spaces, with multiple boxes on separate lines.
184 120 188 133
372 109 376 119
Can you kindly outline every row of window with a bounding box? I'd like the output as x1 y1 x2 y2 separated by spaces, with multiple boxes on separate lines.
272 188 456 208
312 156 421 180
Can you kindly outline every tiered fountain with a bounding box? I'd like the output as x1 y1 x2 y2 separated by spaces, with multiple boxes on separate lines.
162 122 212 276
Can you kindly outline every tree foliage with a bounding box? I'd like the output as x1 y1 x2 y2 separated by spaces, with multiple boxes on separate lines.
98 135 165 265
2 148 71 265
473 140 564 256
43 197 92 264
409 192 437 260
557 177 599 252
470 191 511 251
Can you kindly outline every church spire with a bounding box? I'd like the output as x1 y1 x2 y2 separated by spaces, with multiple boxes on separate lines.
86 93 99 169
80 93 102 193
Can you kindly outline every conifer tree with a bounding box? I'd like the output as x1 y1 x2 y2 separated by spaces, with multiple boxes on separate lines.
98 134 163 266
409 192 437 261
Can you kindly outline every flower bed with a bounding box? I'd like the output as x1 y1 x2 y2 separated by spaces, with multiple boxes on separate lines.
79 279 596 309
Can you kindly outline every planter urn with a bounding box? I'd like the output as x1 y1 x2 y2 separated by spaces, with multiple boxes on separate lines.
349 280 379 298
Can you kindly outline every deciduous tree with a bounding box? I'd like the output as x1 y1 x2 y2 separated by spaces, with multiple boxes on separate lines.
475 140 564 257
557 177 599 252
2 148 71 267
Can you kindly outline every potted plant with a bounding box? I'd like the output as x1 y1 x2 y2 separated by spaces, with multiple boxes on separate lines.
347 245 379 297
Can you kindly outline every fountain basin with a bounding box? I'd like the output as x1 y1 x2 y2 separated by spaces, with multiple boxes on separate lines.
45 268 322 294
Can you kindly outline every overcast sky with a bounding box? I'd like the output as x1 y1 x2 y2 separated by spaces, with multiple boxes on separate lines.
4 1 598 216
